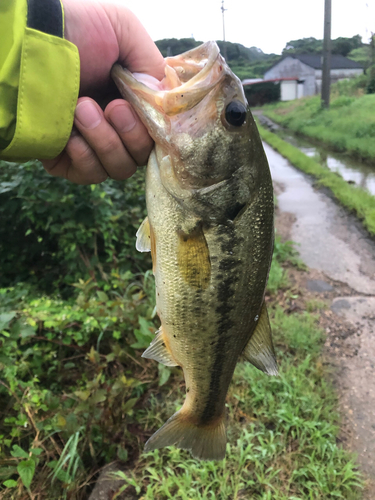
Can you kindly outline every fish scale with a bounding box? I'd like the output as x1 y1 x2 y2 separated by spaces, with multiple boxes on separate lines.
112 41 277 460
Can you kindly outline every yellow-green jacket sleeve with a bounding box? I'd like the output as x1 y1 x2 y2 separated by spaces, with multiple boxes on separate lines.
0 0 80 161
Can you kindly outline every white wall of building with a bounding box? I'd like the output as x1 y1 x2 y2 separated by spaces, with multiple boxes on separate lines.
315 68 363 93
264 57 316 97
281 81 297 101
297 82 304 99
265 58 363 99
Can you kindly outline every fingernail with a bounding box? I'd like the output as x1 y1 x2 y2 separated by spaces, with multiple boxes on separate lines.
75 100 102 129
109 105 137 133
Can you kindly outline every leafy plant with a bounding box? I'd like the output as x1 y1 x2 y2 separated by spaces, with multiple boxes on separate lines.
0 269 162 498
0 160 150 294
0 156 364 499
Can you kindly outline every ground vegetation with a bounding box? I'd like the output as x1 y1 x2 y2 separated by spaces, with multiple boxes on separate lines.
261 77 375 162
0 160 363 499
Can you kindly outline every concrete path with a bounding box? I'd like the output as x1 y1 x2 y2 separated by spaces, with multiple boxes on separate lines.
265 142 375 496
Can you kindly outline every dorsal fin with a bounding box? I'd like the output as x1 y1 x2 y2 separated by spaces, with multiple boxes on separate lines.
242 303 278 376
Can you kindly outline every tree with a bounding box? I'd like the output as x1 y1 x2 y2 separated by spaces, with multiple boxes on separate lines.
153 38 277 80
332 35 362 56
348 45 371 69
282 37 322 55
155 38 200 57
282 35 363 57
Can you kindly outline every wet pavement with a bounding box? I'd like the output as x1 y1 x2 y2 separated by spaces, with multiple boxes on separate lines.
265 144 375 295
264 141 375 495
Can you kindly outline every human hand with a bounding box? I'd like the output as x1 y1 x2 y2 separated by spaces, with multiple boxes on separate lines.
42 0 165 184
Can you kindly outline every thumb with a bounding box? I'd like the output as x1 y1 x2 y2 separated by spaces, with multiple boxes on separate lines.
107 7 165 80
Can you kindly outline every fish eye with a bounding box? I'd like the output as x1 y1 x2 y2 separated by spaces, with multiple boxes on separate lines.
225 101 247 127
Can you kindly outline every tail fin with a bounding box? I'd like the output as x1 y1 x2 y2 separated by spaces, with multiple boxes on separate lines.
144 410 226 461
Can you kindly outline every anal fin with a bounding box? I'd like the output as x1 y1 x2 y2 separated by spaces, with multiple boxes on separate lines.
243 302 278 376
142 328 178 366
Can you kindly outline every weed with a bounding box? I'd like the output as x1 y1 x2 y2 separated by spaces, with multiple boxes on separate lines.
0 209 363 498
262 91 375 162
305 299 328 312
106 304 362 499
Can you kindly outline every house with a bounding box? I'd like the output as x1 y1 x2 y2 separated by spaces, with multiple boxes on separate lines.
262 54 364 101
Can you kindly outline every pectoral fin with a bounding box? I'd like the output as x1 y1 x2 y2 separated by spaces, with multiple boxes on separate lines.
142 328 178 366
136 217 151 252
243 303 278 376
177 224 211 289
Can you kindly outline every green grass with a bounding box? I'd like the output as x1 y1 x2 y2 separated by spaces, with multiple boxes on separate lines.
262 91 375 162
103 241 362 500
258 123 375 236
0 237 363 499
267 236 304 294
305 299 328 313
110 303 362 499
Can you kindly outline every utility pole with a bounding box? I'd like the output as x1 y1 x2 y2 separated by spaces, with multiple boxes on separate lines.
368 32 375 93
221 0 228 61
321 0 332 108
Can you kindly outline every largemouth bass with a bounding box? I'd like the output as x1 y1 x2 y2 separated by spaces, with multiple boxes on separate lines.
112 41 277 461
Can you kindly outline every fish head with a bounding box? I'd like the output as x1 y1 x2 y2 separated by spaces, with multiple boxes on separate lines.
112 41 265 193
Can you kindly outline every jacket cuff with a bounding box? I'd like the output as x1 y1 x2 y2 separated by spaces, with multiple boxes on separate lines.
27 0 64 38
1 0 80 161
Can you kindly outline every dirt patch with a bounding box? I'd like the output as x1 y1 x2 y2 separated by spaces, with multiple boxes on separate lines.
88 463 137 500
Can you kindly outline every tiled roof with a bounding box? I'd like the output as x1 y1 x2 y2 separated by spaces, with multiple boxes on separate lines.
293 54 364 69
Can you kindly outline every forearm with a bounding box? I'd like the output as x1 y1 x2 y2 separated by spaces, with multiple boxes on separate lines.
0 0 80 161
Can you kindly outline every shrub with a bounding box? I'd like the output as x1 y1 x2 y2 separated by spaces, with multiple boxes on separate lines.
366 64 375 94
330 95 355 108
0 160 150 294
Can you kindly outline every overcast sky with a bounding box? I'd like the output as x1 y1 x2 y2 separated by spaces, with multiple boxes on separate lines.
123 0 374 54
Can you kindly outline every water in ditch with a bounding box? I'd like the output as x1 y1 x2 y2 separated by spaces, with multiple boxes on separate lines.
277 128 375 195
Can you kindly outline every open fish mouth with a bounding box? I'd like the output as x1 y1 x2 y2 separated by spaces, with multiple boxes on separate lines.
111 41 229 119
